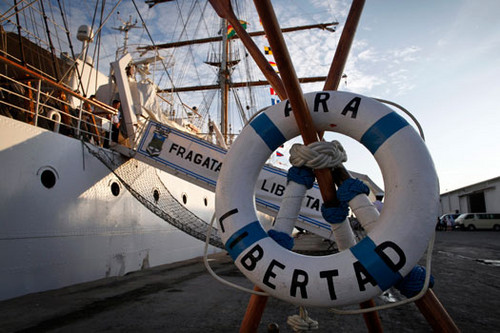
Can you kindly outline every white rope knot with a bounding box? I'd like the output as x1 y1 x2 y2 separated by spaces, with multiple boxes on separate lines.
287 306 319 332
289 140 347 170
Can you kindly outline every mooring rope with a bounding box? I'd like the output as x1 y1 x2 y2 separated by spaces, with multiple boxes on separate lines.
287 306 319 332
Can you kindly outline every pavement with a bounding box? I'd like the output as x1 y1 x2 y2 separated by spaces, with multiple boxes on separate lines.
0 231 499 332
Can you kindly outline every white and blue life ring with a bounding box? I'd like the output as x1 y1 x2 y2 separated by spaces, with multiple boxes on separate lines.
215 91 439 307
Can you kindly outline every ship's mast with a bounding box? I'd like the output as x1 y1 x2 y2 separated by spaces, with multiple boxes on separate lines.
220 19 229 144
154 21 337 96
147 20 337 143
112 15 140 58
205 19 241 145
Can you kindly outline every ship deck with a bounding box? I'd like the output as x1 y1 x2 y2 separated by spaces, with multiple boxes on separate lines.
1 231 498 332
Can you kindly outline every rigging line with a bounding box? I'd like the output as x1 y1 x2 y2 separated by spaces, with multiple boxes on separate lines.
131 0 177 82
0 0 28 18
47 1 63 56
30 2 80 90
3 15 50 50
186 0 213 105
94 0 106 93
0 0 37 25
231 86 248 125
13 0 26 64
289 0 327 24
195 85 217 129
27 1 45 74
172 0 200 86
182 1 211 102
194 76 219 122
232 0 255 112
1 2 47 47
187 2 215 103
39 0 60 81
167 1 183 47
90 0 123 43
80 0 99 95
131 0 192 114
243 49 256 114
28 1 68 33
172 0 200 89
84 0 104 96
56 0 86 97
176 0 198 43
200 0 217 58
87 0 102 95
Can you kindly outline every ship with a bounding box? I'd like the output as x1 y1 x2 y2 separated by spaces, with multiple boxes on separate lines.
0 0 383 301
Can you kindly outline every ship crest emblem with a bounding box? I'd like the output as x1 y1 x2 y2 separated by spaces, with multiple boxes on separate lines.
146 128 169 156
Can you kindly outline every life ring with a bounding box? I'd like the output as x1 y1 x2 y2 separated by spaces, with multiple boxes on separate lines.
215 91 439 307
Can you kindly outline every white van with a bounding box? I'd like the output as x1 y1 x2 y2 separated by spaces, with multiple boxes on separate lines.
454 213 500 231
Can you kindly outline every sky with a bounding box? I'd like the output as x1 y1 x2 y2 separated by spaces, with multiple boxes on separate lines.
339 0 500 193
2 0 498 194
268 0 500 194
214 0 500 194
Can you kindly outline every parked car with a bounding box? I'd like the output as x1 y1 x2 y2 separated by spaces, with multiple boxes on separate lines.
436 214 460 231
454 213 500 231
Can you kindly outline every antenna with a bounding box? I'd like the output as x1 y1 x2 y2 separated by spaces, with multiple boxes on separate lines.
112 14 140 57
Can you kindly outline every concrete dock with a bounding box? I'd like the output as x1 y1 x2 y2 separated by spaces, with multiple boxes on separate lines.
0 231 499 332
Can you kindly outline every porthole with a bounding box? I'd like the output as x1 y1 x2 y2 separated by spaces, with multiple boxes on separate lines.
153 189 160 203
41 170 56 188
182 193 187 205
111 182 121 196
37 166 59 189
203 197 208 207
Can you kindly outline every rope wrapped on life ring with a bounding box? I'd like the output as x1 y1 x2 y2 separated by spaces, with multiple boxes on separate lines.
215 91 439 307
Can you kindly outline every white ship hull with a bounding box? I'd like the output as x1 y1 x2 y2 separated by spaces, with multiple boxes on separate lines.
0 115 219 301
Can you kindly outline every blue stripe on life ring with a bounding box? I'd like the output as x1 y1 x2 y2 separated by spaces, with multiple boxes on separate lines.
250 113 286 151
360 112 409 155
225 221 268 260
350 236 403 291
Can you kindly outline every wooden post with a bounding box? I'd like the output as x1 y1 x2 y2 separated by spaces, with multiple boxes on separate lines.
321 1 382 330
253 0 335 201
243 1 382 332
415 290 460 332
240 286 269 333
323 0 366 91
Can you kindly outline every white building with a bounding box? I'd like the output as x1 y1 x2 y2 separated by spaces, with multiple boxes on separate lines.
440 176 500 215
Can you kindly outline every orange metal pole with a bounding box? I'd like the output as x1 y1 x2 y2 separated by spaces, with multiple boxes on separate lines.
0 54 117 115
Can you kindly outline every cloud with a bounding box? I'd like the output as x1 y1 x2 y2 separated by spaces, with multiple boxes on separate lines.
357 49 379 62
391 46 420 62
337 38 422 96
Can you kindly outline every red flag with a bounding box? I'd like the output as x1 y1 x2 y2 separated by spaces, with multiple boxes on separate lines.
270 87 277 95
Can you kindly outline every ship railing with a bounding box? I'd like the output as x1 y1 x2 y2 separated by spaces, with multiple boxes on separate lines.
0 73 114 147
